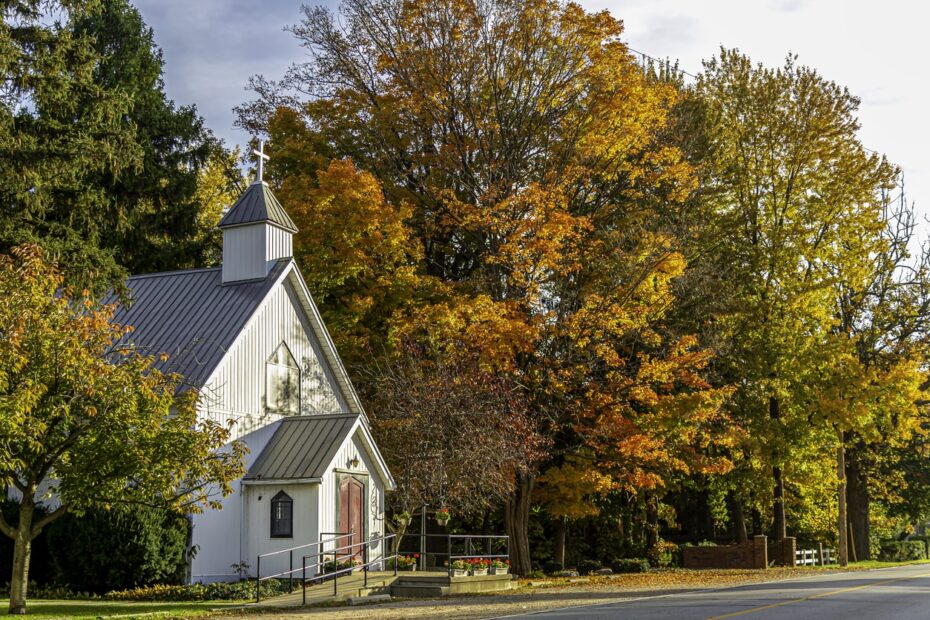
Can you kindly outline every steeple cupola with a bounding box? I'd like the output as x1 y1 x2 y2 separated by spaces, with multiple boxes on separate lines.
218 142 298 283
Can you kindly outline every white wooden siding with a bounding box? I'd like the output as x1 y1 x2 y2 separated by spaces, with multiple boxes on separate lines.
189 422 279 583
198 279 347 440
266 225 292 263
222 225 267 282
222 223 293 283
243 483 320 579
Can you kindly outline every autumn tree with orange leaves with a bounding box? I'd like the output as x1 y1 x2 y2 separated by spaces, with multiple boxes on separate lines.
239 0 735 573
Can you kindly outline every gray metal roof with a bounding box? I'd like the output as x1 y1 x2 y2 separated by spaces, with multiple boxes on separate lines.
218 182 298 233
108 259 290 388
247 414 360 480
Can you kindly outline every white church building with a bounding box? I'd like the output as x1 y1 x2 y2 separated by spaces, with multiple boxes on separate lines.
110 160 395 583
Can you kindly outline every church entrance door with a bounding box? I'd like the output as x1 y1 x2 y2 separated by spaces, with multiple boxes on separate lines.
338 477 364 559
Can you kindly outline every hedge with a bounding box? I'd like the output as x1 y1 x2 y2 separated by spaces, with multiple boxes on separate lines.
878 540 926 562
105 579 296 602
46 506 189 593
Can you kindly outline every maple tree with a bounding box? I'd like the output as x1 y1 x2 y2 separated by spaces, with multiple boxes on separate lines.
241 0 732 573
0 246 246 614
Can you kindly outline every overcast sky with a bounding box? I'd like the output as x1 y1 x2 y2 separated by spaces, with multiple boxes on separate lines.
134 0 928 218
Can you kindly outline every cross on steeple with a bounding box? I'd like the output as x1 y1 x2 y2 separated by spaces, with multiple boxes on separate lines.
253 140 270 184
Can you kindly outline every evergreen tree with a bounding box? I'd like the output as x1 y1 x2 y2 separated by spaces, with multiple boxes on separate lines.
0 0 218 289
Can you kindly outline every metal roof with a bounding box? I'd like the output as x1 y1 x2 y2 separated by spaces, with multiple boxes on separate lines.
247 414 359 480
218 182 298 233
108 259 290 388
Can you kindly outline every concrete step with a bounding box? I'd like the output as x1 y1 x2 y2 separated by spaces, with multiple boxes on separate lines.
390 584 450 598
348 593 392 605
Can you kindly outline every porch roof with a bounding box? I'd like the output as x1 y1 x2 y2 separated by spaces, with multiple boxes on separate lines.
246 413 358 481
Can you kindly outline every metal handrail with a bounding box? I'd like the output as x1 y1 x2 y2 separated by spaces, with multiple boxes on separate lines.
299 533 398 605
396 533 510 576
254 533 353 602
255 532 510 603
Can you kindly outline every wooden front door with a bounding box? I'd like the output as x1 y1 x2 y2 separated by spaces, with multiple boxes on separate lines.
338 477 364 558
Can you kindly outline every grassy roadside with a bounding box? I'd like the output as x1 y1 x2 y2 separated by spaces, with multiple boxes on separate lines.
839 559 930 570
6 562 930 619
0 599 242 619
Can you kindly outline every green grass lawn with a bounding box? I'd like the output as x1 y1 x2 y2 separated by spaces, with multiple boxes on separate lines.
844 558 930 570
0 599 241 619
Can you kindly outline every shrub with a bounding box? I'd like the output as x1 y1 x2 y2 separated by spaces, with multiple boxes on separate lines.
576 559 602 575
0 582 97 600
106 578 296 601
543 560 563 575
878 540 926 562
648 540 680 568
46 506 189 593
611 558 650 573
907 536 930 559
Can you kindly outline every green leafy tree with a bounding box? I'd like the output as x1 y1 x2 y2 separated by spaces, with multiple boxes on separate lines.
0 245 246 614
694 49 899 541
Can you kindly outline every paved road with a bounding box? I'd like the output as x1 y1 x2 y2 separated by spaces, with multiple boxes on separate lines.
501 563 930 620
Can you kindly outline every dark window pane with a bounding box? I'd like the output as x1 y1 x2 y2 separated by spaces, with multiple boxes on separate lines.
270 491 294 538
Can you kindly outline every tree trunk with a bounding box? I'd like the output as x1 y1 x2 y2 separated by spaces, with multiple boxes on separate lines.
770 396 787 541
751 504 762 537
645 494 659 550
728 492 748 543
9 500 35 615
837 429 849 567
846 447 871 561
504 471 534 576
553 517 566 568
772 466 786 540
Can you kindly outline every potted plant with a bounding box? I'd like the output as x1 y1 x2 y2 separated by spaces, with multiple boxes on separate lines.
449 559 469 577
395 510 411 527
396 554 419 571
323 557 360 574
436 507 451 526
469 558 489 577
490 558 510 575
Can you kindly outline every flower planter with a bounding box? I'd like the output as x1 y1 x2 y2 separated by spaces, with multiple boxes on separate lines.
436 517 449 526
491 566 509 575
400 564 417 571
471 568 488 577
451 568 468 577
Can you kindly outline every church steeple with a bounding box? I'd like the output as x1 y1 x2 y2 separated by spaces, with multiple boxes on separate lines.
219 143 297 283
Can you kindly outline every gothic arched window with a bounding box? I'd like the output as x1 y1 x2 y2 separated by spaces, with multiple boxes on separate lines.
270 490 293 538
267 342 300 415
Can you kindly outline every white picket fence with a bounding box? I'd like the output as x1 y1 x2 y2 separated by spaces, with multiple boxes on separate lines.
795 548 835 566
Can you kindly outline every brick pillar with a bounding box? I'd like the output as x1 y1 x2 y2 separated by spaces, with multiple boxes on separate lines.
782 537 796 566
752 535 768 569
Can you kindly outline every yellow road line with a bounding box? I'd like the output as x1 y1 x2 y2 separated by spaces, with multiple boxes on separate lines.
706 570 930 619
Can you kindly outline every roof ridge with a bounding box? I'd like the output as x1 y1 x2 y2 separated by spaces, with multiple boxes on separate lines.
281 412 359 421
128 266 222 280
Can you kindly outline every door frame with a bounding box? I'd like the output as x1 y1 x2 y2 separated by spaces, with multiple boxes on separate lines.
334 471 368 553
